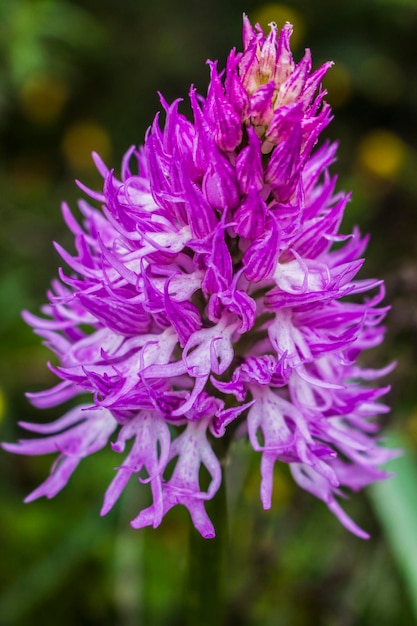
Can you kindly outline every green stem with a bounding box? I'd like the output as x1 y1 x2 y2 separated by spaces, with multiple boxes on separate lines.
185 468 228 626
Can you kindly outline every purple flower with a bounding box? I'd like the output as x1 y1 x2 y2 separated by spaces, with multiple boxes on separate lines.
3 16 396 539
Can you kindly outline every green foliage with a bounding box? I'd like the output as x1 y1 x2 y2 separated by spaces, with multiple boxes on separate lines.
370 433 417 619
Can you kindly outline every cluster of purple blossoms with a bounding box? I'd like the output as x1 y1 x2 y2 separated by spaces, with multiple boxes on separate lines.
4 17 396 539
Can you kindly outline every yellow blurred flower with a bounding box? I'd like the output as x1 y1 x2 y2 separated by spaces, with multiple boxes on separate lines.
61 120 111 172
19 75 68 124
357 129 405 179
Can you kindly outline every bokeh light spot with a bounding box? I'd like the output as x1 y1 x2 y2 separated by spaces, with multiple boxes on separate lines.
251 4 305 49
19 75 68 124
61 121 111 172
358 129 405 179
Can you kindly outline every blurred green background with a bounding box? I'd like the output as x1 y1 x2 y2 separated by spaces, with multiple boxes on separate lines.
1 0 417 624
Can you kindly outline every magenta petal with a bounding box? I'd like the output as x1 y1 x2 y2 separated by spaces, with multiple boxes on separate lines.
202 149 239 211
131 419 221 538
205 60 243 152
243 214 280 281
234 189 267 240
101 411 170 522
6 408 116 501
290 463 370 539
235 127 263 194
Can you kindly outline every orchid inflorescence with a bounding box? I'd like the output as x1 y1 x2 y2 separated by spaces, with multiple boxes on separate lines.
4 16 395 539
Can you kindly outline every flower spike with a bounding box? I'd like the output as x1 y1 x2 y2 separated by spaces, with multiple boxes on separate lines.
3 17 394 538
